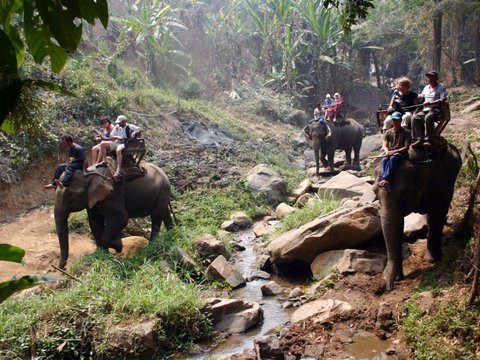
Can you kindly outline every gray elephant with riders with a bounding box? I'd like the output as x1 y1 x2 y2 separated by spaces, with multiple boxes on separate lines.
305 70 460 291
45 115 174 269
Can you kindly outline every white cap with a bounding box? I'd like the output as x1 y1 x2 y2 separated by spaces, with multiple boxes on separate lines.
334 92 340 98
326 94 331 98
115 115 127 124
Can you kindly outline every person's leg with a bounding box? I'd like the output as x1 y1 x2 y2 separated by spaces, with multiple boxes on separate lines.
91 144 100 164
114 144 125 176
61 162 83 186
411 112 425 146
45 163 67 189
425 109 439 142
401 112 412 130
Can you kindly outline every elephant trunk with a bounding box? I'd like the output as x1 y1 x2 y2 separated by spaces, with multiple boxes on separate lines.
54 210 70 269
380 200 404 291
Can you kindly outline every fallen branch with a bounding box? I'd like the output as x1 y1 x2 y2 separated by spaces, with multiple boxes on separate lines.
51 265 82 283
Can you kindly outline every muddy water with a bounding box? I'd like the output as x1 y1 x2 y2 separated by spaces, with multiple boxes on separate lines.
346 331 396 360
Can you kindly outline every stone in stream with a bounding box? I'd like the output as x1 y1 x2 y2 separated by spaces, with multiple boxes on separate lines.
206 255 246 288
194 234 227 260
290 298 353 323
203 298 264 333
261 281 284 296
248 270 271 281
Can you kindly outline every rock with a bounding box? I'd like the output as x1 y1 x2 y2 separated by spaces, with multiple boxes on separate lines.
254 335 285 360
204 298 263 333
254 224 276 237
232 211 252 228
176 247 200 271
220 220 237 232
291 179 312 198
306 273 336 296
276 202 296 219
416 291 435 315
341 199 358 208
261 281 284 296
257 254 272 271
311 249 386 279
206 255 246 288
268 206 381 264
294 193 314 208
107 320 157 359
246 164 287 202
288 287 303 299
403 213 428 240
194 234 227 260
359 134 383 160
118 236 149 258
359 185 377 206
290 299 352 323
461 99 480 114
318 172 373 200
375 302 393 331
249 270 271 281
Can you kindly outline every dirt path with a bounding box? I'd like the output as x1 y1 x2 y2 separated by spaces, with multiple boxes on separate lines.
0 207 95 282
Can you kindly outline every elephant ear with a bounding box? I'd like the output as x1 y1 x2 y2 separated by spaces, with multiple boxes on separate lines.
87 174 113 209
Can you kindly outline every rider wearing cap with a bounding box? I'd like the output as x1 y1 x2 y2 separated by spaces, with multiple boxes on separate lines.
378 111 411 192
97 115 142 178
411 71 447 147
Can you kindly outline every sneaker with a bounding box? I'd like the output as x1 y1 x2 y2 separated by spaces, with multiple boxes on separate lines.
113 170 124 180
423 141 432 147
95 161 107 168
44 183 55 190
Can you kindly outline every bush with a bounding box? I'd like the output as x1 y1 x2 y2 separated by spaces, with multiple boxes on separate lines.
177 77 205 100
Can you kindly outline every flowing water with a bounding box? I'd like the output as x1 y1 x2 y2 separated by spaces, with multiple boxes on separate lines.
187 228 293 359
185 227 397 359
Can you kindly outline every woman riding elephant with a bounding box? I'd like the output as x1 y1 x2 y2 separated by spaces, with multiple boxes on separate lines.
374 142 461 291
53 162 173 269
309 118 364 175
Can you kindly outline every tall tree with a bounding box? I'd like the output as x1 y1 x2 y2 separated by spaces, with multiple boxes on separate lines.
432 0 442 73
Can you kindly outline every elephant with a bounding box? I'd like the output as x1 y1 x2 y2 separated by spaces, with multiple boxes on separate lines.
309 119 364 175
374 142 462 291
53 162 173 269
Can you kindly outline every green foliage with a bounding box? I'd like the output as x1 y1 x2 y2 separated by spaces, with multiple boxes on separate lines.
67 210 90 235
177 77 205 100
404 297 480 359
0 244 57 303
0 249 212 358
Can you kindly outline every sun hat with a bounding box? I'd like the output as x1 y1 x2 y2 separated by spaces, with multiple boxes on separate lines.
326 94 331 98
334 92 340 98
115 115 127 124
391 111 402 121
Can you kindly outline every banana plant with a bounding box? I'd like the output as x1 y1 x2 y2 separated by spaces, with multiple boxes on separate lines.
114 0 187 84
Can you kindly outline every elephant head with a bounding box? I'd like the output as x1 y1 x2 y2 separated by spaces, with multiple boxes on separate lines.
375 143 462 291
54 170 117 269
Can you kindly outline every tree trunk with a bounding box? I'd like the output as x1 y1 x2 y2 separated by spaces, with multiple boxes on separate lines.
371 51 381 88
432 1 442 73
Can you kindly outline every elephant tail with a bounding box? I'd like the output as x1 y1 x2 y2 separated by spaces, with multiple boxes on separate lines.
168 201 180 227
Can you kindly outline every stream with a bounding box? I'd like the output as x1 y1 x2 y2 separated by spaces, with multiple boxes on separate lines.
186 226 397 359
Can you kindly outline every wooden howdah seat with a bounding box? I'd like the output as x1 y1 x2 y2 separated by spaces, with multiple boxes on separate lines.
375 101 450 136
97 138 146 168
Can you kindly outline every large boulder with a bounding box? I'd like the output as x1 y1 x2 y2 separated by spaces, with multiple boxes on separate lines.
117 236 149 258
359 134 383 160
267 206 381 264
318 172 372 200
291 179 312 198
275 203 296 219
204 298 263 333
290 299 353 323
206 255 245 288
403 213 428 240
246 164 287 202
310 249 387 280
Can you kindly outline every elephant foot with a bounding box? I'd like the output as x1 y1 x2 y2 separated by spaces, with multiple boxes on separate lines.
110 238 123 253
425 250 442 263
58 260 67 270
383 263 404 291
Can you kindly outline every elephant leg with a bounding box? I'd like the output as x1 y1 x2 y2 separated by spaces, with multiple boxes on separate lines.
320 144 328 168
353 146 361 166
381 208 405 291
87 210 105 248
345 149 352 165
327 149 335 171
426 210 447 261
101 213 128 252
